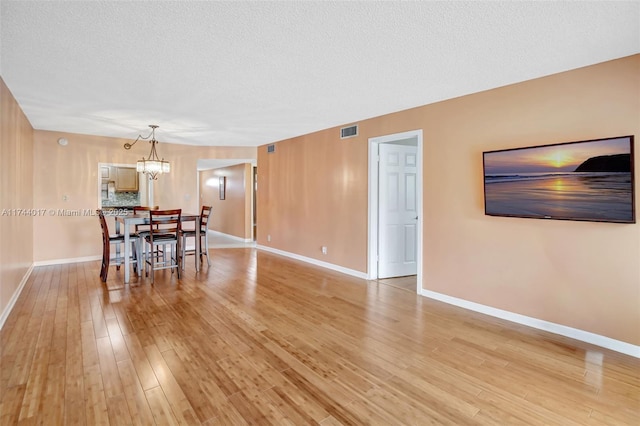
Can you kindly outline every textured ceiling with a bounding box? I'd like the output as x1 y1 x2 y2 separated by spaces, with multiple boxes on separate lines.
1 1 639 147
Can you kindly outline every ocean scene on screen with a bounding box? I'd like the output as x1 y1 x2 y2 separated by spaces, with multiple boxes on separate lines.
483 137 633 222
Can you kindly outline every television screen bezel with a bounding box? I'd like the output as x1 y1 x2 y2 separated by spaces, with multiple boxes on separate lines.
482 135 635 224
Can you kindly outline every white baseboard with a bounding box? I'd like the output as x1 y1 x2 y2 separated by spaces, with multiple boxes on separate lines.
209 230 253 243
257 245 369 280
33 255 101 266
0 263 34 330
420 288 640 359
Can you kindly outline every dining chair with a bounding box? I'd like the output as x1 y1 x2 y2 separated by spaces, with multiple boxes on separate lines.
132 205 160 234
132 205 159 270
144 209 182 283
180 205 212 270
97 209 139 282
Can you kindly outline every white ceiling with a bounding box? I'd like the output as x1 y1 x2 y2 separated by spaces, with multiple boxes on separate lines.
1 1 638 148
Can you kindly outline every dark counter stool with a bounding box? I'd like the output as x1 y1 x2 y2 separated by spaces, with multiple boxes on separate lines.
97 209 139 282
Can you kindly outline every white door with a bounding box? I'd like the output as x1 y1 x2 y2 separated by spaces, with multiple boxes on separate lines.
378 143 418 278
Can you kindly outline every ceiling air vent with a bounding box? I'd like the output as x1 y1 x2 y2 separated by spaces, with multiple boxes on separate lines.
267 144 275 153
340 125 358 139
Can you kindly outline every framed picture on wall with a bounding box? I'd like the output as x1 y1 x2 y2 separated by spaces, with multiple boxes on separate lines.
219 176 226 200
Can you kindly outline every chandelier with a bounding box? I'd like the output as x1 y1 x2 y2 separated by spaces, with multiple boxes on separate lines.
124 125 170 180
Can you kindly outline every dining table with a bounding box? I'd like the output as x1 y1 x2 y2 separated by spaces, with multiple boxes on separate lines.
114 212 201 283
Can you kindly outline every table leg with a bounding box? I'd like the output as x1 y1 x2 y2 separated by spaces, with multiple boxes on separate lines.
123 223 131 283
114 219 121 268
195 217 201 272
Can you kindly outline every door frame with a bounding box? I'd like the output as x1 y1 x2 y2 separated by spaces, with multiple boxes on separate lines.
367 130 423 292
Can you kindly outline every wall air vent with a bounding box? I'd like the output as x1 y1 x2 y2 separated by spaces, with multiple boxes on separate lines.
340 125 358 139
267 144 275 153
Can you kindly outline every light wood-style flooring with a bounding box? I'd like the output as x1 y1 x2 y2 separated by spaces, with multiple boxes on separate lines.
1 248 638 425
377 276 417 293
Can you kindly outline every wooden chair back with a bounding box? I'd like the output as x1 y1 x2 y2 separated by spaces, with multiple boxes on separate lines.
97 209 110 281
199 206 212 233
133 206 159 213
97 209 110 246
133 206 159 232
148 209 182 242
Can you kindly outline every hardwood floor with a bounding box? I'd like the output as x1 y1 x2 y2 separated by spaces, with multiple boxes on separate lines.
1 248 638 425
377 276 417 293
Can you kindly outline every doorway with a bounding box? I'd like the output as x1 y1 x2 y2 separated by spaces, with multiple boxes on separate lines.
368 130 423 292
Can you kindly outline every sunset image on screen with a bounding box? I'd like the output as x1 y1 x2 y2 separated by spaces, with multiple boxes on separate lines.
484 137 630 174
483 136 634 223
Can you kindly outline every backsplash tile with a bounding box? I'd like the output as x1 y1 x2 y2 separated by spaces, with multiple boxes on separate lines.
101 191 140 207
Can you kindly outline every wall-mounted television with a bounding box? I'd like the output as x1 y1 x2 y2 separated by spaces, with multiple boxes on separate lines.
483 135 635 223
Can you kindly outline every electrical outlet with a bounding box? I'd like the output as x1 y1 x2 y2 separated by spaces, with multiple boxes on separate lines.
267 234 271 242
321 246 327 255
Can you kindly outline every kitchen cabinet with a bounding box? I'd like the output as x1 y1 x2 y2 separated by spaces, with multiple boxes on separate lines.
115 167 139 192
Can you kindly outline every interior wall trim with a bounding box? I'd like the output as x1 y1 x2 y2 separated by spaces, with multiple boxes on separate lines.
420 288 640 358
0 263 34 330
257 245 368 280
209 230 253 243
33 255 101 266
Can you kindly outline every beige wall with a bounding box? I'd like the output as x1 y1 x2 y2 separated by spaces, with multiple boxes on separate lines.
257 129 368 269
419 55 639 346
32 130 256 261
257 54 640 345
199 163 253 239
0 77 34 318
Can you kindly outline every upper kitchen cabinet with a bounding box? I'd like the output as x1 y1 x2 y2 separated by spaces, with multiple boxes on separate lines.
115 167 139 192
99 163 141 208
